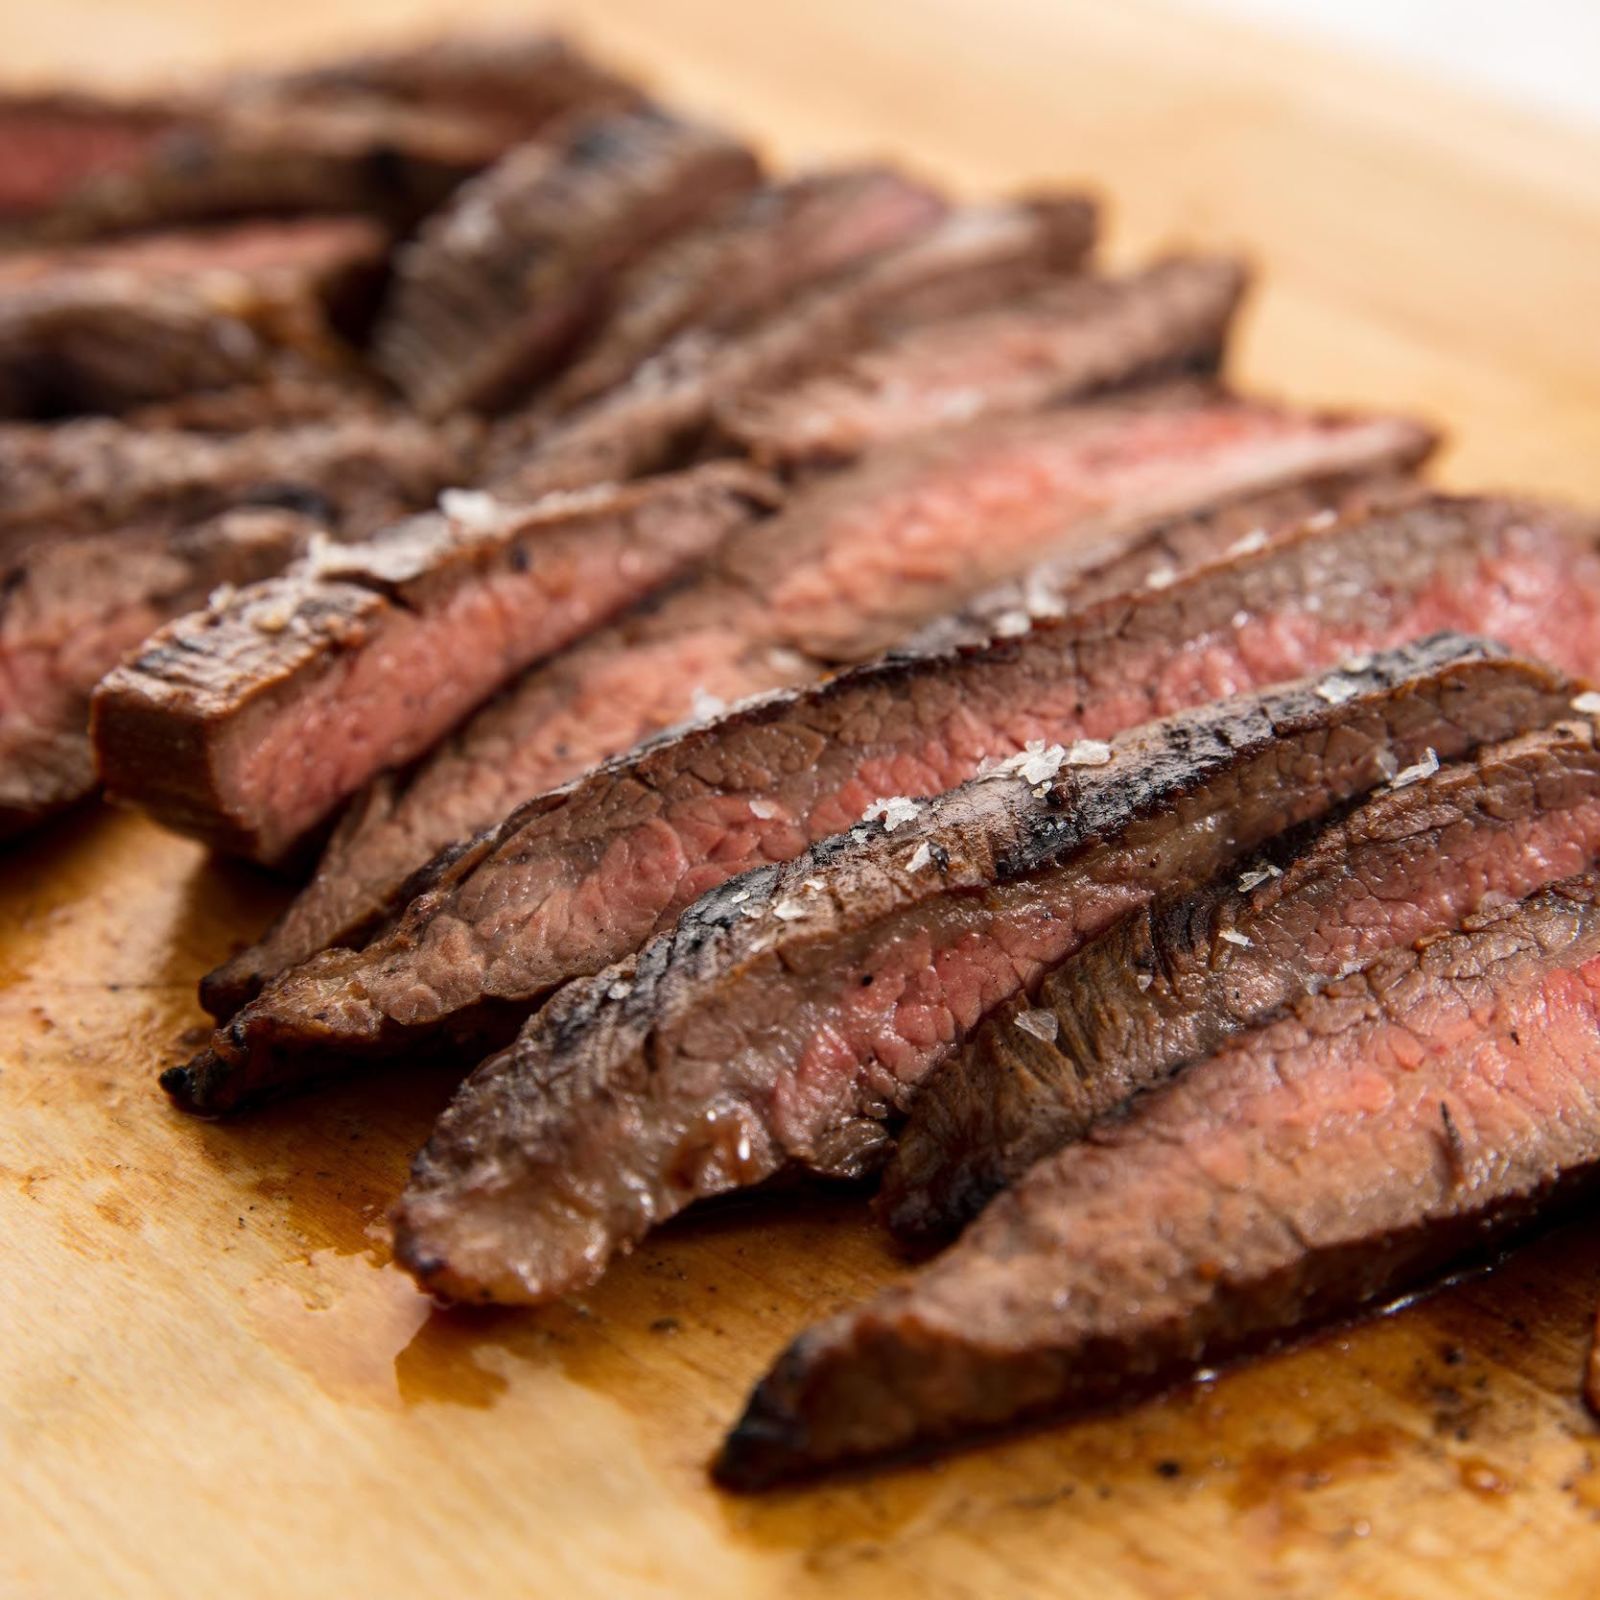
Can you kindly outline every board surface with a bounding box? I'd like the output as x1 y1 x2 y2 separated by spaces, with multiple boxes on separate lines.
6 2 1600 1595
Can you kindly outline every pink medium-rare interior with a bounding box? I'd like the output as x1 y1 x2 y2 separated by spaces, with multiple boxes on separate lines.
215 519 725 859
0 105 169 218
374 526 1600 1021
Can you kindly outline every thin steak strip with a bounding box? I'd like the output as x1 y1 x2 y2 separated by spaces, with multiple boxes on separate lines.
0 410 475 552
373 108 762 417
545 167 950 414
719 254 1249 464
391 638 1577 1305
885 714 1600 1240
93 464 779 864
718 874 1600 1486
0 508 309 836
484 197 1097 498
196 388 1427 1032
0 216 388 418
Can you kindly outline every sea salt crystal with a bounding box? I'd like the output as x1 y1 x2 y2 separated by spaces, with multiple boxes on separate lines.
997 741 1069 786
1374 747 1399 779
607 980 632 1001
1135 973 1152 992
1064 739 1113 767
1219 929 1253 948
1341 651 1374 673
1306 509 1339 531
690 686 727 722
208 582 237 610
250 601 294 635
1225 528 1269 558
1023 571 1067 619
1388 747 1439 789
906 842 933 872
439 487 509 533
1573 692 1600 716
749 798 778 819
1237 863 1283 892
802 877 825 892
862 795 921 832
729 890 750 904
993 609 1032 638
1315 675 1360 705
1144 564 1178 591
772 898 807 921
1014 1009 1060 1044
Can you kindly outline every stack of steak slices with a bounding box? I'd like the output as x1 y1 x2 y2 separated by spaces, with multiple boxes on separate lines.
387 637 1584 1304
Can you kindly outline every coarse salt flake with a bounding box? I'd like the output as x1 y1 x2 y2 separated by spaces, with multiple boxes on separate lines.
607 980 632 1001
907 842 932 872
1237 863 1283 892
1226 528 1269 558
749 798 778 819
772 898 807 921
997 740 1068 786
1315 675 1360 705
1219 929 1253 948
1573 692 1600 716
439 487 508 533
1306 509 1338 530
1064 739 1113 767
1341 651 1374 673
1388 747 1439 789
862 795 921 831
1144 564 1178 590
993 609 1032 638
1014 1009 1059 1044
690 686 727 722
1135 973 1153 991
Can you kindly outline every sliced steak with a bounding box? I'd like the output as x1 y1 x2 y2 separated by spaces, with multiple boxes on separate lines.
386 638 1580 1304
374 109 763 416
719 254 1248 465
93 464 778 865
0 411 476 554
885 714 1600 1241
197 388 1427 1028
122 372 386 435
0 216 388 418
0 507 309 836
545 167 949 413
717 874 1600 1486
485 197 1098 497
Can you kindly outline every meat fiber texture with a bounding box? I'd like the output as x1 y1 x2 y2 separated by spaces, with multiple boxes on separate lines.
195 386 1430 1032
718 253 1249 465
717 873 1600 1485
483 197 1099 498
92 464 778 864
0 507 309 836
387 638 1578 1305
373 107 764 416
0 216 388 417
883 712 1600 1240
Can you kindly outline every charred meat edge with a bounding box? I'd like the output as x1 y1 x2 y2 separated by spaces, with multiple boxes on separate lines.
390 637 1577 1306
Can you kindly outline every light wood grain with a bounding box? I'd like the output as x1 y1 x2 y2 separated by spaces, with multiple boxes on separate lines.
5 3 1600 1595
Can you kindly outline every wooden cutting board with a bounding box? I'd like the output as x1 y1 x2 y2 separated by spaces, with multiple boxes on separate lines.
6 2 1600 1595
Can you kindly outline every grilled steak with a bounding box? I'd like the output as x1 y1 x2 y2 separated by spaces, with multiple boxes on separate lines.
195 388 1425 1030
0 411 475 554
0 507 309 836
121 372 385 435
374 109 763 416
387 638 1579 1304
545 167 949 413
719 254 1248 464
484 198 1098 498
884 715 1600 1241
93 464 778 864
0 216 387 418
718 873 1600 1486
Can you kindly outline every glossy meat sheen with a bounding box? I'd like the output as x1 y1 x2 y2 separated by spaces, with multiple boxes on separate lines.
720 254 1248 463
884 716 1600 1240
719 875 1600 1486
0 216 388 417
374 108 762 416
485 198 1097 497
196 389 1429 1030
547 167 949 413
94 464 777 864
389 639 1577 1305
0 509 306 835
